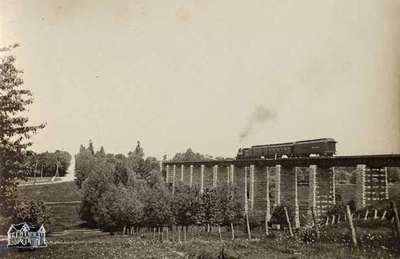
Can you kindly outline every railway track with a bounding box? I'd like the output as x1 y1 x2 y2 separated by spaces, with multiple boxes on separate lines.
164 154 400 167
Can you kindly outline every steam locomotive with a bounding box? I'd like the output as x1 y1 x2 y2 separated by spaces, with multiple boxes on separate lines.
236 138 337 159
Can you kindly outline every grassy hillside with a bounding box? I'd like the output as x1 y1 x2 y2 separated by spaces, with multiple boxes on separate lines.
18 181 82 202
47 203 83 232
17 181 83 232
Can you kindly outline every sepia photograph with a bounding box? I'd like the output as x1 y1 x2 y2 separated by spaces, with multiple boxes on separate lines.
0 1 400 258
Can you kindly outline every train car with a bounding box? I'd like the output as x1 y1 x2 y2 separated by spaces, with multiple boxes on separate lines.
293 138 336 157
251 142 294 158
236 138 336 159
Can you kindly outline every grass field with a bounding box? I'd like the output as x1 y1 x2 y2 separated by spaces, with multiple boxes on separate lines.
17 181 83 232
1 228 399 258
18 181 81 203
10 178 400 258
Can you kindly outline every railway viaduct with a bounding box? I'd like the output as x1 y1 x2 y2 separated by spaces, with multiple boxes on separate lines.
163 155 400 227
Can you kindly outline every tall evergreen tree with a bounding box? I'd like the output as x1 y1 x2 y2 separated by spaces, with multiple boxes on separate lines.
0 44 45 217
88 139 95 155
129 140 144 159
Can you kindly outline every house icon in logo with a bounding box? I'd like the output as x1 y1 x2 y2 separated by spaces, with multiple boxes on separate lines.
7 222 47 248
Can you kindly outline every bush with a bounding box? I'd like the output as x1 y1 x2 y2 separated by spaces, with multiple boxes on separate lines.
15 199 51 231
245 210 264 229
270 204 294 226
298 227 318 243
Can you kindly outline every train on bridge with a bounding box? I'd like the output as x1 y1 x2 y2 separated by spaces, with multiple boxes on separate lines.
236 138 337 159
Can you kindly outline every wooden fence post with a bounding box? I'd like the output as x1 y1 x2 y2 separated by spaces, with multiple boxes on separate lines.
284 207 293 237
178 226 181 243
246 211 252 240
311 207 320 240
265 211 269 237
381 210 387 220
346 205 357 247
231 222 235 240
390 201 400 238
364 209 369 221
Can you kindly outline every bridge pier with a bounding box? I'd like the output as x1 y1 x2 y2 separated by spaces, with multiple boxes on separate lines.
203 165 213 189
275 165 300 228
230 164 235 184
355 165 389 209
225 166 230 185
189 165 193 187
165 165 170 184
251 165 271 222
235 166 247 212
200 164 205 193
266 167 271 222
308 165 335 222
274 165 281 206
190 165 202 190
180 165 184 182
172 165 176 194
212 165 218 187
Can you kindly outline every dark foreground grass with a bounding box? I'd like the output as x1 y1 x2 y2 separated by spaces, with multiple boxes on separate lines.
1 229 399 259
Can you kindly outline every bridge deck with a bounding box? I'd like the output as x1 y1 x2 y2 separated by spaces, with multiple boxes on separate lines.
163 154 400 167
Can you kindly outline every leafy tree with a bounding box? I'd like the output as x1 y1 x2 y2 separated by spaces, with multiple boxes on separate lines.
140 181 173 228
198 188 218 230
117 185 144 230
213 185 242 227
126 143 159 181
79 160 115 225
28 150 71 177
171 148 213 162
129 141 144 159
75 147 97 188
0 44 45 218
96 146 106 158
95 184 120 231
16 199 50 229
172 183 201 228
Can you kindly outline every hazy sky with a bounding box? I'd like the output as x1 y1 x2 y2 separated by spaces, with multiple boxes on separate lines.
1 0 399 159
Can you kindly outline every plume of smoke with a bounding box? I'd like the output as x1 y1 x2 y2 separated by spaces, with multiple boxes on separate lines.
239 106 276 144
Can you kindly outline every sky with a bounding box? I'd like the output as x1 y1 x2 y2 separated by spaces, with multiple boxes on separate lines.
1 0 399 159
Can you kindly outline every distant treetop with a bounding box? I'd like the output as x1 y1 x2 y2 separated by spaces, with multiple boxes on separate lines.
171 148 214 162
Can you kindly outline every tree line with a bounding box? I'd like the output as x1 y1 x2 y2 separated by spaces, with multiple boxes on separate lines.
24 150 71 177
77 144 300 240
77 143 246 238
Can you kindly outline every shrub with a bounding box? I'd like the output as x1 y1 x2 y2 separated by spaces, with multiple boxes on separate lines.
15 199 51 231
270 204 294 226
298 227 317 243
